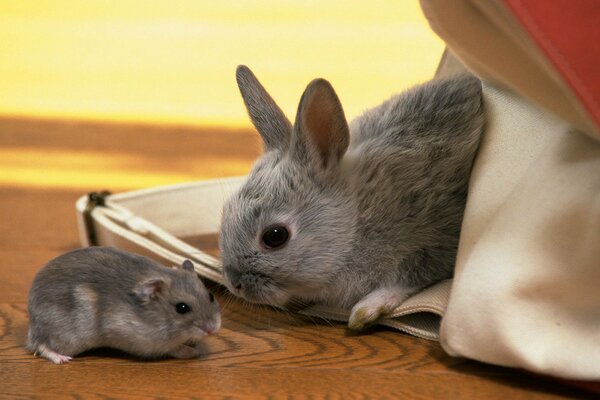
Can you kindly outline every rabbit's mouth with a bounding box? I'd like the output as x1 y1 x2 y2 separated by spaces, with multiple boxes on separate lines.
241 285 290 306
231 280 291 307
223 268 292 306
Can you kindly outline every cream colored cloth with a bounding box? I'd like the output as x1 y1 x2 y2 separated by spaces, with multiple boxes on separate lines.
441 82 600 380
422 0 600 380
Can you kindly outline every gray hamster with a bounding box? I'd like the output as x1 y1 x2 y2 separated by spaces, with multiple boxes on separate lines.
27 246 220 364
220 66 484 330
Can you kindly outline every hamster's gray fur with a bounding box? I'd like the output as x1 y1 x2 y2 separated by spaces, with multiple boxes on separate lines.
220 66 484 330
27 247 220 364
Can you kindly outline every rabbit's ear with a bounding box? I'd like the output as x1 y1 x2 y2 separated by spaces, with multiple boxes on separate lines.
293 78 349 167
236 65 292 152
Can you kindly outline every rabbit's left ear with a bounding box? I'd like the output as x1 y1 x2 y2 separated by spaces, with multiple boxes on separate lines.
293 78 349 167
236 65 292 153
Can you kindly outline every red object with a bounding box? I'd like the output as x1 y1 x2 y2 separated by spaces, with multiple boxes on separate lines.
504 0 600 132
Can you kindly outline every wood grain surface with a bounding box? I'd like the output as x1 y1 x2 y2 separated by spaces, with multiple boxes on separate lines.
0 117 591 399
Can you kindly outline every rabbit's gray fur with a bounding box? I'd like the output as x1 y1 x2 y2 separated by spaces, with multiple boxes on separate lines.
220 66 484 328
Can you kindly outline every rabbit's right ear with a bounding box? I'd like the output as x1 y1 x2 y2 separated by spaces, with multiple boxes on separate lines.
236 65 292 152
292 78 349 167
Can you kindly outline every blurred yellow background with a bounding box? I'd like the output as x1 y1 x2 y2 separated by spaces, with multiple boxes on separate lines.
0 0 444 190
0 0 443 127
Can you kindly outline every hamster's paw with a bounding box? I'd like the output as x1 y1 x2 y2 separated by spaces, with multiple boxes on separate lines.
35 344 73 364
170 342 205 359
348 286 413 331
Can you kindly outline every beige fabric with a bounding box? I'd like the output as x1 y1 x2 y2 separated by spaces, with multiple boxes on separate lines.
434 49 469 79
421 0 600 380
76 179 450 341
420 0 600 140
441 83 600 380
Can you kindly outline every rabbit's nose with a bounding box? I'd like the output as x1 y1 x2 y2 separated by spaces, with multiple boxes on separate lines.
224 267 243 291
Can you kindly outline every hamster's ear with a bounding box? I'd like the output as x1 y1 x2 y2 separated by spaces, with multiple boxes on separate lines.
236 65 292 152
292 78 349 167
181 259 194 272
135 278 167 302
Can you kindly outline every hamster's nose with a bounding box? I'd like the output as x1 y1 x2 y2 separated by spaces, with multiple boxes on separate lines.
203 318 221 335
205 326 216 335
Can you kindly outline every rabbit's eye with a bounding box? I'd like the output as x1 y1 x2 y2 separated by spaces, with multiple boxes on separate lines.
261 225 289 249
175 303 191 314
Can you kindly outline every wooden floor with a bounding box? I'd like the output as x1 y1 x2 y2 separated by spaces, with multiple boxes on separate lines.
0 117 591 399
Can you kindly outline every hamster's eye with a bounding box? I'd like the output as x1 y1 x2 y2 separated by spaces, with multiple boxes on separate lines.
261 225 289 249
175 303 191 314
208 293 215 303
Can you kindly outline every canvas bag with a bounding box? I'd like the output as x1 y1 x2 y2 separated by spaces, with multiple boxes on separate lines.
421 0 600 380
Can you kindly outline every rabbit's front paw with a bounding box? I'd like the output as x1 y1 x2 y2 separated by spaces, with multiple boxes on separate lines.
347 286 413 331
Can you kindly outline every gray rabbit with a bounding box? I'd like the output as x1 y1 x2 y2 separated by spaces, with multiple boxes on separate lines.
220 66 484 330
